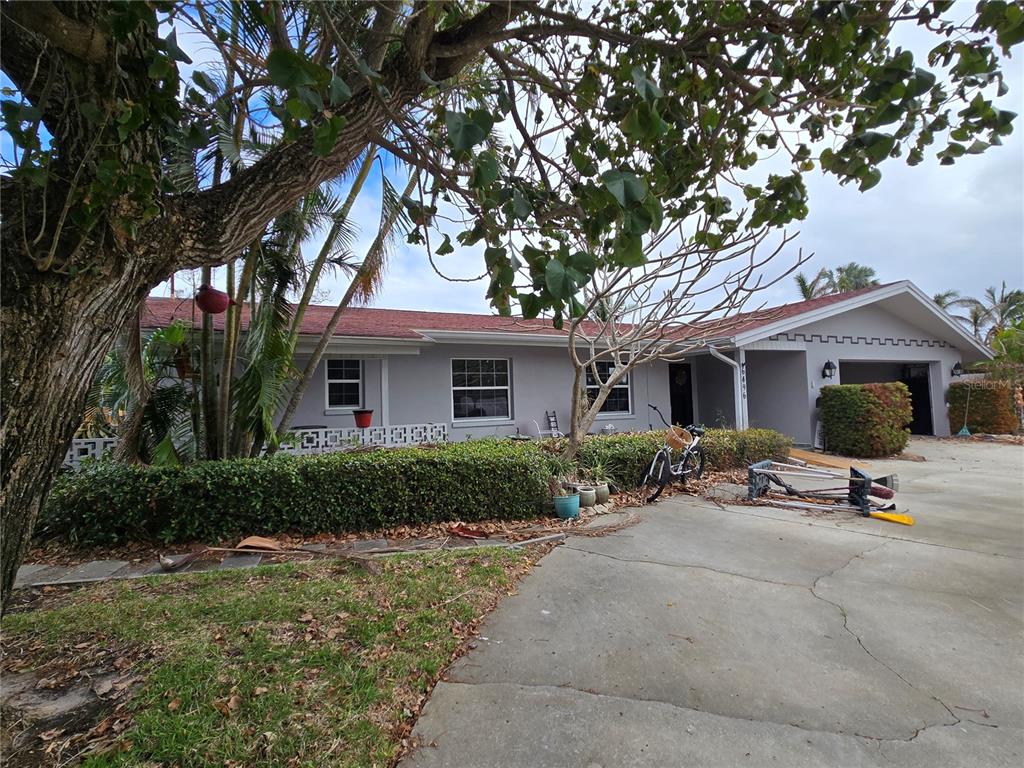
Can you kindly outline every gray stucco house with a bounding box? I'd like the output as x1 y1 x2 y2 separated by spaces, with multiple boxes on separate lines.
143 280 992 446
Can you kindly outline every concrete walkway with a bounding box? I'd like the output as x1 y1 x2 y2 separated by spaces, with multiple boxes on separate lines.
403 439 1024 767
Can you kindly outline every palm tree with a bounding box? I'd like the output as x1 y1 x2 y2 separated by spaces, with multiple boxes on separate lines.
795 268 832 299
82 320 196 465
932 289 960 309
945 283 1024 342
795 262 879 299
831 262 880 292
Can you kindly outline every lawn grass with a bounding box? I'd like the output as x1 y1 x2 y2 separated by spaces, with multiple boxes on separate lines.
1 549 534 767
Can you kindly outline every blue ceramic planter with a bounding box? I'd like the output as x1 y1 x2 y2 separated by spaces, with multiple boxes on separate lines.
553 493 580 519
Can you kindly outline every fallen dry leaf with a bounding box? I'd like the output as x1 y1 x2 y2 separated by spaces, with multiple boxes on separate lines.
168 698 181 711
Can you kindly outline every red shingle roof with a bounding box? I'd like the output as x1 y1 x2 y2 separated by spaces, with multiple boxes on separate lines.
142 283 894 343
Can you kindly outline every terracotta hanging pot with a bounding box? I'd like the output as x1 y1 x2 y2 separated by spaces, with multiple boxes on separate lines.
195 284 235 314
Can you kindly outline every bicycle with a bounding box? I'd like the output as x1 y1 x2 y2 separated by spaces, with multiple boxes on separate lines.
642 404 706 502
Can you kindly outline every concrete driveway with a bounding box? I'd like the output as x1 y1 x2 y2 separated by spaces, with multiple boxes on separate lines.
403 439 1024 767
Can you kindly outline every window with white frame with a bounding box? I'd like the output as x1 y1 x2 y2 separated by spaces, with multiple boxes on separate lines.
451 359 511 420
326 359 362 409
586 360 631 414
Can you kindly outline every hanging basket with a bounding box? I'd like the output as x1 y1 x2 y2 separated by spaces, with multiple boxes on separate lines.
666 426 691 451
195 284 235 314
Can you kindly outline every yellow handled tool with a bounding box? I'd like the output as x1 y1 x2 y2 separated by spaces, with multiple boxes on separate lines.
868 511 915 526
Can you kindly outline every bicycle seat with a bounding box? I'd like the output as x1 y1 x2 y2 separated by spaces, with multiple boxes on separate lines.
686 425 705 436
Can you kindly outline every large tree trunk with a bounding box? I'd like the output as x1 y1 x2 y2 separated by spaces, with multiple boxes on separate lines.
1 249 164 609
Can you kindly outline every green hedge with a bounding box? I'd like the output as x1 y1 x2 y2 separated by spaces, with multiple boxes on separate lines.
40 441 550 546
42 427 793 546
947 380 1019 434
567 428 792 489
820 383 912 457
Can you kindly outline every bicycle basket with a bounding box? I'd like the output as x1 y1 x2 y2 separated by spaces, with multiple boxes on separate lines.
666 426 691 451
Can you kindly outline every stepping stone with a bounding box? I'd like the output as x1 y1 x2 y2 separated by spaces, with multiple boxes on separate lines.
16 564 70 586
14 564 50 588
50 560 129 584
351 538 387 553
300 543 328 552
218 552 263 570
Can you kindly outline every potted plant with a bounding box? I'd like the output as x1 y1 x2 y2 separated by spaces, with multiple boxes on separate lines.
589 463 613 504
549 477 580 520
353 409 373 428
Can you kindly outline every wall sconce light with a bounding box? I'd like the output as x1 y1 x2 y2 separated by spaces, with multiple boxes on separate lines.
821 360 837 380
951 361 964 377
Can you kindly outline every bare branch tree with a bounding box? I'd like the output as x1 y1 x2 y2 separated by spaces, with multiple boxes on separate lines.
562 220 808 458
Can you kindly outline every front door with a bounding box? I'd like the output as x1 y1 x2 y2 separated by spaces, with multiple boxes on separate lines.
669 363 694 427
900 364 934 435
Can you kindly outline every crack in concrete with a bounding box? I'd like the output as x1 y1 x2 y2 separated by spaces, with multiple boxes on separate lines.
562 543 808 589
562 538 975 742
808 542 968 740
437 679 990 746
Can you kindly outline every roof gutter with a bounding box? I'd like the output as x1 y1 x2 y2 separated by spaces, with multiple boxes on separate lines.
708 346 748 430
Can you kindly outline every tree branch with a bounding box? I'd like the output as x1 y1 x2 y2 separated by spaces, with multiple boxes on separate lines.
1 1 109 65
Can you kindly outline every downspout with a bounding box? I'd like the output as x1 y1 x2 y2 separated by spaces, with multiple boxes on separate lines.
708 346 748 430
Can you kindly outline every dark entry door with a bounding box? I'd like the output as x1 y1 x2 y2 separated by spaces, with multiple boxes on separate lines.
669 363 694 426
900 364 933 435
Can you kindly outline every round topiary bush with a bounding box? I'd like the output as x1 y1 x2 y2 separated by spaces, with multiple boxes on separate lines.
820 382 912 458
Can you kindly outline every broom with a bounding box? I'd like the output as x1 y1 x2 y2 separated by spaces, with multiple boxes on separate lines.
957 384 972 437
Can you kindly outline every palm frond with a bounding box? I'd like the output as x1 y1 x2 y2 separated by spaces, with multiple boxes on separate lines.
351 171 416 305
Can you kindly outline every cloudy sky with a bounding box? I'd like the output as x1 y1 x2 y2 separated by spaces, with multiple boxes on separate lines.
150 13 1024 315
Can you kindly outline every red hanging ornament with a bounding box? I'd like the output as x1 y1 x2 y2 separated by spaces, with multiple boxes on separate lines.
195 284 235 314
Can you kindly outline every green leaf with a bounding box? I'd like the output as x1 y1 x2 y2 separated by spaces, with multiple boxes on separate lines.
266 49 326 90
601 170 647 207
570 149 597 176
619 103 668 140
484 245 507 269
858 167 882 191
545 259 576 299
613 233 645 267
357 59 382 81
312 115 346 156
568 250 596 274
160 29 192 64
472 151 499 187
286 97 313 120
445 110 488 152
906 68 936 98
519 293 544 319
148 57 173 80
511 191 532 220
329 75 352 105
631 67 663 102
436 234 455 255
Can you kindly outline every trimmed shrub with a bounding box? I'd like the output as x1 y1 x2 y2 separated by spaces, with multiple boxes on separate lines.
40 441 550 546
947 380 1019 434
42 427 793 546
820 383 912 458
570 428 792 489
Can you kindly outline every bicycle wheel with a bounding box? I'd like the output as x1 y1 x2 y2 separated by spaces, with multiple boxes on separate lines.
680 446 706 483
645 451 671 502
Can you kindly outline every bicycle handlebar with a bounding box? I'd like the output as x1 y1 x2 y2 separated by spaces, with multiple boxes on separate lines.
648 403 670 428
648 404 704 434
